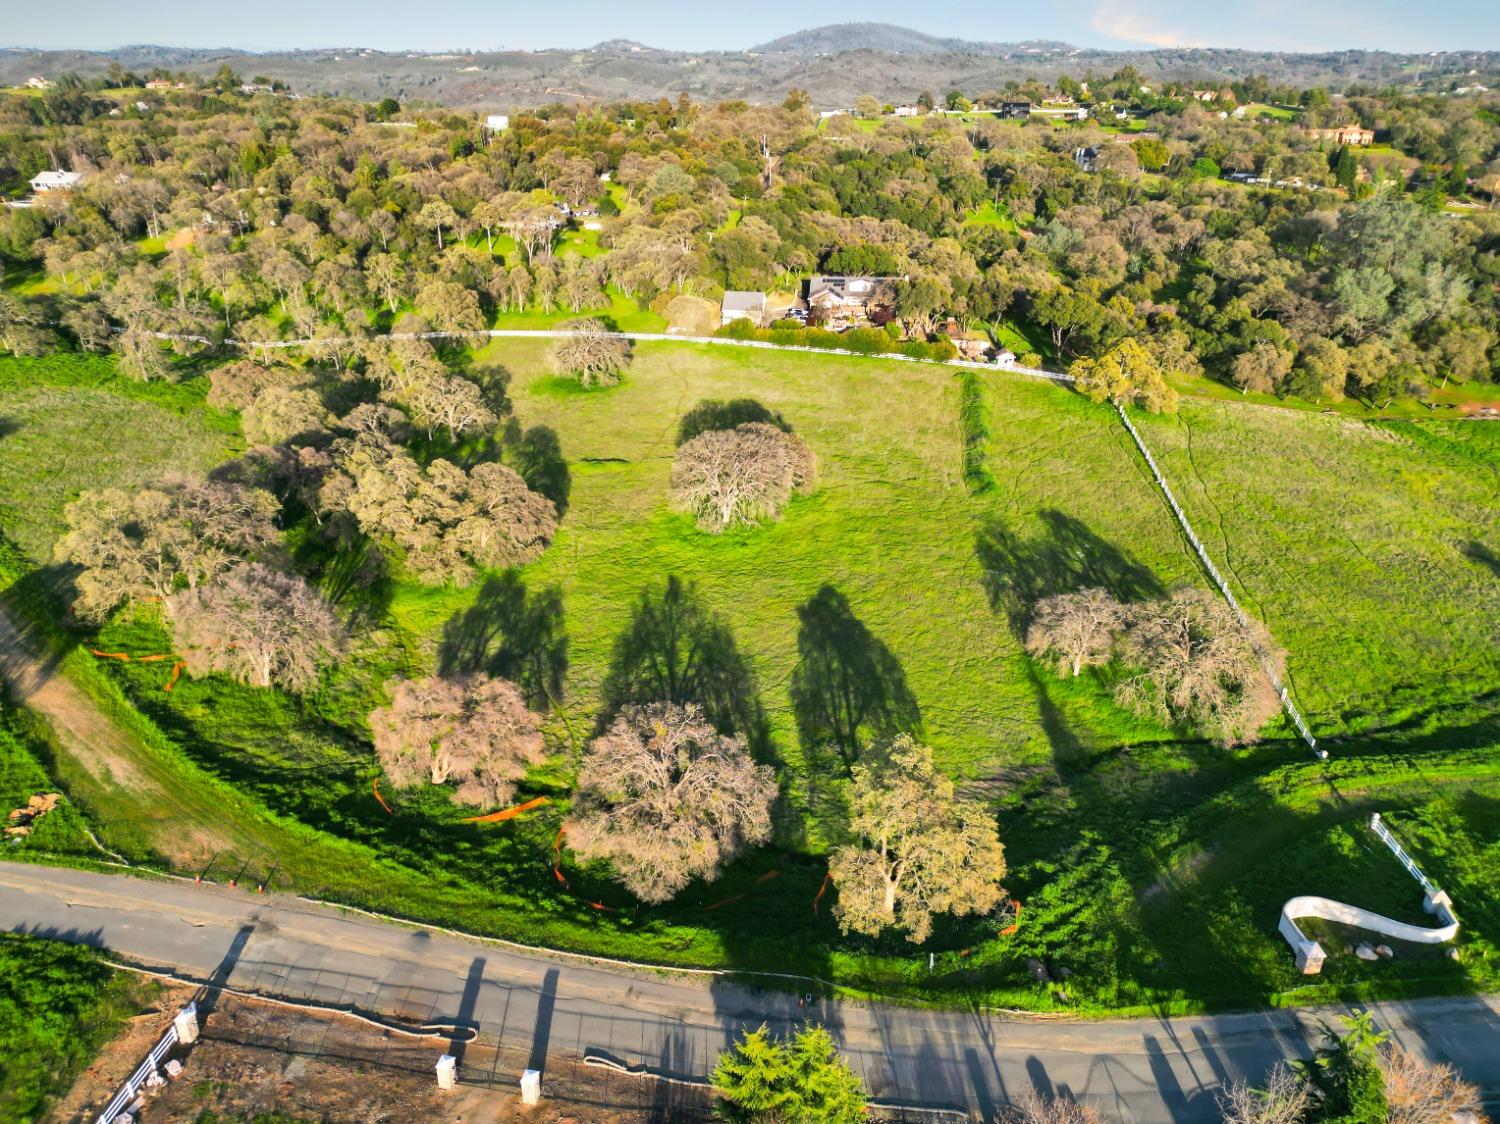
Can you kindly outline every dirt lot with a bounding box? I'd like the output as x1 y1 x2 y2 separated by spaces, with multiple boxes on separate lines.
52 989 713 1123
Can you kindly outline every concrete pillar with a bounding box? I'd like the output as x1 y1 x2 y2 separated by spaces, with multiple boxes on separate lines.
1295 941 1326 975
436 1054 457 1090
172 1002 199 1045
520 1068 542 1106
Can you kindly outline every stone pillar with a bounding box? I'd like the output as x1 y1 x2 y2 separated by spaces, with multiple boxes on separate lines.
435 1054 457 1090
520 1068 542 1106
172 1002 199 1045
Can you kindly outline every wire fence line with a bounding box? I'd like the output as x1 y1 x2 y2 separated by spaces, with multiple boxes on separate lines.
1112 402 1323 758
142 325 1078 384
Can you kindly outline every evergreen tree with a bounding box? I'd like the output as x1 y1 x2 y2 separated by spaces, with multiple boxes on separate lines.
713 1024 866 1123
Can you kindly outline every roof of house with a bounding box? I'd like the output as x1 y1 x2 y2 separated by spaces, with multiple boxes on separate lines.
29 170 85 190
722 290 766 312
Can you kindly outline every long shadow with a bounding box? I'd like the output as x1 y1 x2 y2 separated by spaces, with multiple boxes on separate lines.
505 423 571 515
438 571 568 711
451 956 485 1065
0 416 18 441
1462 540 1500 579
787 584 920 770
677 398 791 445
528 966 558 1076
975 508 1165 634
197 923 255 1021
600 575 766 748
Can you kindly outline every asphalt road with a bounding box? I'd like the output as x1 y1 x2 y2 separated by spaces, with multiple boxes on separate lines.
4 862 1498 1122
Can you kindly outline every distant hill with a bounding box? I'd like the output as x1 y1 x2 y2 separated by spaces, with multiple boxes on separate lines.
2 33 1496 111
754 23 989 56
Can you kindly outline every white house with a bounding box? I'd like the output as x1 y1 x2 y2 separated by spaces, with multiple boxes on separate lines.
485 114 510 131
24 76 53 90
29 170 86 193
892 104 920 117
721 291 767 326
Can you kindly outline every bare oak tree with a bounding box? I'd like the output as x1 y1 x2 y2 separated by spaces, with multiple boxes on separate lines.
550 318 630 387
1002 1093 1106 1124
339 437 557 584
566 703 777 903
1025 588 1128 677
671 422 815 533
829 736 1005 944
56 475 283 620
1114 587 1281 747
1380 1045 1482 1124
1216 1063 1311 1124
167 563 344 691
369 674 546 808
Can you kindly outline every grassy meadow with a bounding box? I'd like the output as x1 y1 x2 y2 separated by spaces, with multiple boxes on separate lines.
1 344 1497 1014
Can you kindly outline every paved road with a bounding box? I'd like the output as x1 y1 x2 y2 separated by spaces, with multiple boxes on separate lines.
4 864 1499 1121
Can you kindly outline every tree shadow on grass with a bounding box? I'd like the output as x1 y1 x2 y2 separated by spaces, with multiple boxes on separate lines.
599 576 769 757
788 585 920 771
438 571 568 712
504 422 571 516
975 509 1165 636
677 398 791 445
1461 540 1500 580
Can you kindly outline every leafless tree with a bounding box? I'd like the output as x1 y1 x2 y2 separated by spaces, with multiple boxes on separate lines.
339 438 556 584
56 475 283 620
671 422 815 533
370 674 546 808
167 563 344 691
1025 588 1128 677
1380 1045 1483 1124
1215 1063 1312 1124
566 703 777 903
550 318 630 387
206 360 312 411
829 736 1006 944
1002 1092 1106 1124
1114 588 1281 747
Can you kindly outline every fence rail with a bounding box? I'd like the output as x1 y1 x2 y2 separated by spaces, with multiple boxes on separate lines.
1370 812 1439 895
1112 402 1322 757
95 1005 188 1123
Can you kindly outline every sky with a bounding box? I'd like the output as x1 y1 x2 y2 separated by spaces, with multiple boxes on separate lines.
6 0 1498 55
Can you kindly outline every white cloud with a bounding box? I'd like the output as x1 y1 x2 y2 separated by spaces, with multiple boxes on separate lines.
1090 0 1205 47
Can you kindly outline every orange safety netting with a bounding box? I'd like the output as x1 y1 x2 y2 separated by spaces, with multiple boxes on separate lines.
998 899 1022 936
812 870 832 918
461 795 551 824
372 777 394 815
91 649 186 692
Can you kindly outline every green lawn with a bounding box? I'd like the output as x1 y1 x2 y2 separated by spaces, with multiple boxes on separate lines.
964 201 1018 231
1 344 1497 1015
0 354 240 561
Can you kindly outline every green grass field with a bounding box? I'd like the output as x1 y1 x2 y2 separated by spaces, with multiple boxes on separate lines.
0 932 151 1121
1 344 1497 1015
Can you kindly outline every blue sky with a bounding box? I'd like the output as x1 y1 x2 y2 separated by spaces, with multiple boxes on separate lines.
7 0 1498 54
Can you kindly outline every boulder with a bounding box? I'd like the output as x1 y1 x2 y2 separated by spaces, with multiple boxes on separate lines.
1355 944 1379 961
1026 957 1051 982
1375 945 1394 959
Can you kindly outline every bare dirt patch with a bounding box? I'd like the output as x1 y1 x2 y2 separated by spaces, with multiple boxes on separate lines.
105 993 715 1122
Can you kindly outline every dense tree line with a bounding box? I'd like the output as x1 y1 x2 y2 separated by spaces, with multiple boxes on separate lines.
0 73 1494 408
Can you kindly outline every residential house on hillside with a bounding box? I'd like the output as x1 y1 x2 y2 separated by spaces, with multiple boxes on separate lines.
721 291 767 326
805 275 895 327
1311 125 1374 145
24 76 53 90
892 104 921 117
1073 146 1100 173
29 170 86 193
997 101 1032 119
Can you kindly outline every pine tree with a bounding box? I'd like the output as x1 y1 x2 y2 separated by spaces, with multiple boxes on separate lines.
713 1024 866 1123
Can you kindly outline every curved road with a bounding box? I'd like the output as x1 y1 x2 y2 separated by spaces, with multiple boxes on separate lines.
3 863 1498 1121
